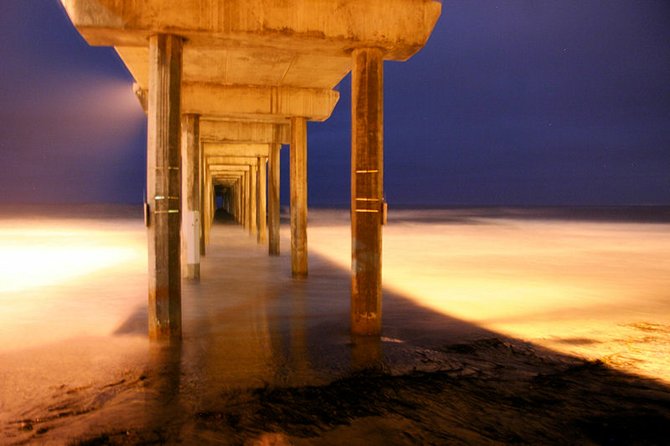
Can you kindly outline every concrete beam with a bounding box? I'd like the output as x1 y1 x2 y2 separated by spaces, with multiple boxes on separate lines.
182 83 339 122
62 0 442 61
125 70 338 123
200 121 290 145
209 165 254 172
206 156 261 166
204 143 270 158
211 172 246 178
212 178 240 185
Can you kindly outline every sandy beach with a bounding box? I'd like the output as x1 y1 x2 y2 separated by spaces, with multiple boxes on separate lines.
1 206 669 445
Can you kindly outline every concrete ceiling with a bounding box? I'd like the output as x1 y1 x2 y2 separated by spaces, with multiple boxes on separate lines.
60 0 441 123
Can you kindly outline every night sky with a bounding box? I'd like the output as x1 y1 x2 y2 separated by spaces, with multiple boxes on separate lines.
1 0 669 206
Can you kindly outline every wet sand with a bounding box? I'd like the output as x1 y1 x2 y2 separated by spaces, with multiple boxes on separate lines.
1 207 670 445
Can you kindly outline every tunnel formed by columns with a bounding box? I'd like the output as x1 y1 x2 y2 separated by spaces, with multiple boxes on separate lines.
59 0 441 340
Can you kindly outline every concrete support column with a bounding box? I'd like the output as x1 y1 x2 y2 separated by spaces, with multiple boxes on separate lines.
210 174 215 222
249 165 257 235
257 156 268 244
244 171 250 230
237 182 242 222
147 34 183 341
268 143 281 256
204 168 212 246
290 117 308 278
350 48 384 336
199 145 206 256
234 181 240 223
181 114 201 280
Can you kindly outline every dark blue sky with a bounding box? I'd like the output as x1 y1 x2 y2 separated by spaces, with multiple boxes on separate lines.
1 0 669 206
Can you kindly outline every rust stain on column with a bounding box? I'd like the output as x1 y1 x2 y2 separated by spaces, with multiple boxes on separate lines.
351 48 384 336
290 117 308 278
268 143 281 256
147 34 183 341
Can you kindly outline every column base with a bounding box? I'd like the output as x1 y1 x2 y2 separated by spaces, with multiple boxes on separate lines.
184 263 200 280
292 270 308 279
351 312 381 336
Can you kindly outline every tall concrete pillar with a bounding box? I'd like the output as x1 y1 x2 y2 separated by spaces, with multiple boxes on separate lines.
268 143 281 256
234 181 240 223
147 34 183 341
199 144 206 256
244 170 250 230
249 164 258 235
209 173 215 222
290 117 308 278
257 156 268 244
181 114 201 280
204 167 212 246
237 182 241 222
350 48 384 336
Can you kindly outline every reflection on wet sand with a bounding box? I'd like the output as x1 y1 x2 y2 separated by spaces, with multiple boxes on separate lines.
1 206 670 444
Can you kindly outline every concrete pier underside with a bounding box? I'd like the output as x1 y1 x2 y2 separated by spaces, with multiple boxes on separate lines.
59 0 441 340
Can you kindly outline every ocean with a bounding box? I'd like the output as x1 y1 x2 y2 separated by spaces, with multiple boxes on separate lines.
1 204 669 444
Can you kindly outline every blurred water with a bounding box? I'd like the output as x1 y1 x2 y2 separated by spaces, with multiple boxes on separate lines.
1 205 669 444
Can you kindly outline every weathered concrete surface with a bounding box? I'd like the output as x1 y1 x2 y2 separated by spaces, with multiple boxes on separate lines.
146 34 183 341
351 48 384 336
60 0 442 339
290 117 308 278
268 144 281 256
200 121 289 145
61 0 441 124
249 163 258 236
204 143 270 158
61 0 441 79
257 156 268 244
181 114 201 280
182 84 339 122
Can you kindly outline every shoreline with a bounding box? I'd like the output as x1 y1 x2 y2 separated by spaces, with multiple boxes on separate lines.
1 207 669 444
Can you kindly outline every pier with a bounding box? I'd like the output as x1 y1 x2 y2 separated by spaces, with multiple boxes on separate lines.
59 0 441 340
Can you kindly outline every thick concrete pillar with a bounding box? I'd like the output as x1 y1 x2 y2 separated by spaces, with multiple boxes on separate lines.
147 34 183 341
257 156 268 244
351 48 384 336
268 143 281 256
290 117 308 278
181 114 201 280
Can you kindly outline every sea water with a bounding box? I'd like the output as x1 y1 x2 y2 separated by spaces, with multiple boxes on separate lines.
1 204 669 443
